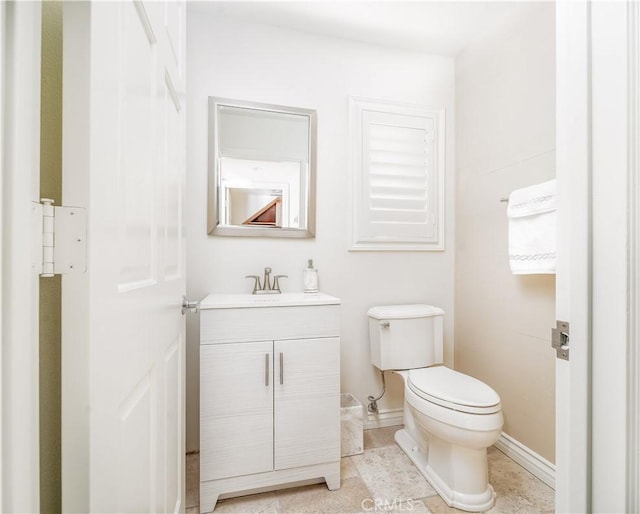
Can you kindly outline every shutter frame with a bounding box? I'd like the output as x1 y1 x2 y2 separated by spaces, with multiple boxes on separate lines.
349 97 445 251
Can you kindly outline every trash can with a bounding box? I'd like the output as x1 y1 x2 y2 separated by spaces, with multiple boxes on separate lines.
340 393 364 457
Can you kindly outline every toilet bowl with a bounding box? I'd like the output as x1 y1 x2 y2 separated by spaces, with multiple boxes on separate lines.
395 368 503 512
367 305 503 512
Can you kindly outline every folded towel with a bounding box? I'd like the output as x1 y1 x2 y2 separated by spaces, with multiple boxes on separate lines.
508 179 556 275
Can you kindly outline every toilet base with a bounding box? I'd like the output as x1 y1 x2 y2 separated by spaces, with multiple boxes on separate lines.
395 428 496 512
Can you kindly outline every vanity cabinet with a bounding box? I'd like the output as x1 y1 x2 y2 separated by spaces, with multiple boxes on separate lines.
199 293 341 513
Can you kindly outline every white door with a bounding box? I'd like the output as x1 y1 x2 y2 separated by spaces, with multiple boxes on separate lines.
0 2 42 511
61 2 186 512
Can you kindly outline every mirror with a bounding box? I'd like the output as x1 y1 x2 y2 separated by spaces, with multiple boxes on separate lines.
208 97 317 238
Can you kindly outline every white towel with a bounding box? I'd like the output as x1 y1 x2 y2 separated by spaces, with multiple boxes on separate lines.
507 179 556 275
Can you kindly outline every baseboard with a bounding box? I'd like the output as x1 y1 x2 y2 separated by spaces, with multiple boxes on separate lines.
494 432 555 490
364 408 403 430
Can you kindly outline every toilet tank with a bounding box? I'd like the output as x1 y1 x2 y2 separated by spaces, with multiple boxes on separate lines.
367 304 445 370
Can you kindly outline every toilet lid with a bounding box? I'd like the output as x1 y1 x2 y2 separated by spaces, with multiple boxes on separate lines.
408 367 501 414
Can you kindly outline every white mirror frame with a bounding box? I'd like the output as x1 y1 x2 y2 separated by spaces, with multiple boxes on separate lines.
207 97 317 238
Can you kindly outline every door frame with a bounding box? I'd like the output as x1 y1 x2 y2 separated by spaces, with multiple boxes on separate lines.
555 2 591 509
589 1 640 510
0 1 42 512
628 5 640 511
0 2 6 503
557 1 640 511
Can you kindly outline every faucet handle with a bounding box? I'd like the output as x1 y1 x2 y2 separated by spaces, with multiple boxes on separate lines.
273 275 288 293
245 275 262 294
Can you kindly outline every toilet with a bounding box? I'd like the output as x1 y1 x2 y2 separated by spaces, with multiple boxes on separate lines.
368 305 503 512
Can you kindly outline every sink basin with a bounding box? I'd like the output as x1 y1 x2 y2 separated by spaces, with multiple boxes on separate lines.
199 292 341 310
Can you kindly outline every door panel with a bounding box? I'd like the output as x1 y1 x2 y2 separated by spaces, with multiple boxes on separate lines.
163 0 184 73
62 1 186 512
274 337 340 470
119 1 157 290
117 377 153 513
162 71 183 281
163 338 181 512
200 342 274 481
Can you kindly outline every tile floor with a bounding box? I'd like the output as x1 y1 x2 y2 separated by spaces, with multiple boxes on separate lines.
186 426 555 514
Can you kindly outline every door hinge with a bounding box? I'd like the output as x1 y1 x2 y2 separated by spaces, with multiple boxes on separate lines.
32 198 87 277
551 320 570 361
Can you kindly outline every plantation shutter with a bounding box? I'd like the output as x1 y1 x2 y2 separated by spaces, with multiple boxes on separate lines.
351 98 444 250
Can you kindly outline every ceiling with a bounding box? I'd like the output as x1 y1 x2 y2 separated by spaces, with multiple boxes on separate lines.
188 1 542 57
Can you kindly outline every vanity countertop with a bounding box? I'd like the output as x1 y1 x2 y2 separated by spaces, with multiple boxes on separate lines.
199 292 341 310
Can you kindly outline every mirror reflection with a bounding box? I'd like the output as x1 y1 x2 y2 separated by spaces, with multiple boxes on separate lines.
208 98 316 238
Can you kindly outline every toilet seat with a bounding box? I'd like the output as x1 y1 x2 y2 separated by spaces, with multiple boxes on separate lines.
408 367 501 414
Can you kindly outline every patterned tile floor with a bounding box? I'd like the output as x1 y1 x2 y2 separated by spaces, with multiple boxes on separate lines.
187 426 555 513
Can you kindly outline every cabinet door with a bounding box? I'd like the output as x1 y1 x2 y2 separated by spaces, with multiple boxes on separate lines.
274 337 340 470
200 341 274 480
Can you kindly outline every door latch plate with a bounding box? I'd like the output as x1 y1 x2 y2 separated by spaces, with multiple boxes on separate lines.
551 320 570 361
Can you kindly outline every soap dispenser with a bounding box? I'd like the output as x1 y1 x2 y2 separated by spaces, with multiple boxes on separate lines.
303 259 319 293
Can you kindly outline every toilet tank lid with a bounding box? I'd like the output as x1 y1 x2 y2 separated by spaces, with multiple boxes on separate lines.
367 304 445 320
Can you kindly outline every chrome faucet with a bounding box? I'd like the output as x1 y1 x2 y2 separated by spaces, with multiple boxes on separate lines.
246 267 287 294
263 267 273 291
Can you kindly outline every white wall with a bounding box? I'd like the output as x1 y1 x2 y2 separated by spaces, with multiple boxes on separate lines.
455 4 556 462
186 12 455 451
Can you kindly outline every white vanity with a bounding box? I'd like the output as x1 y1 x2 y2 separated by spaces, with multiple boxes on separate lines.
199 293 341 513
